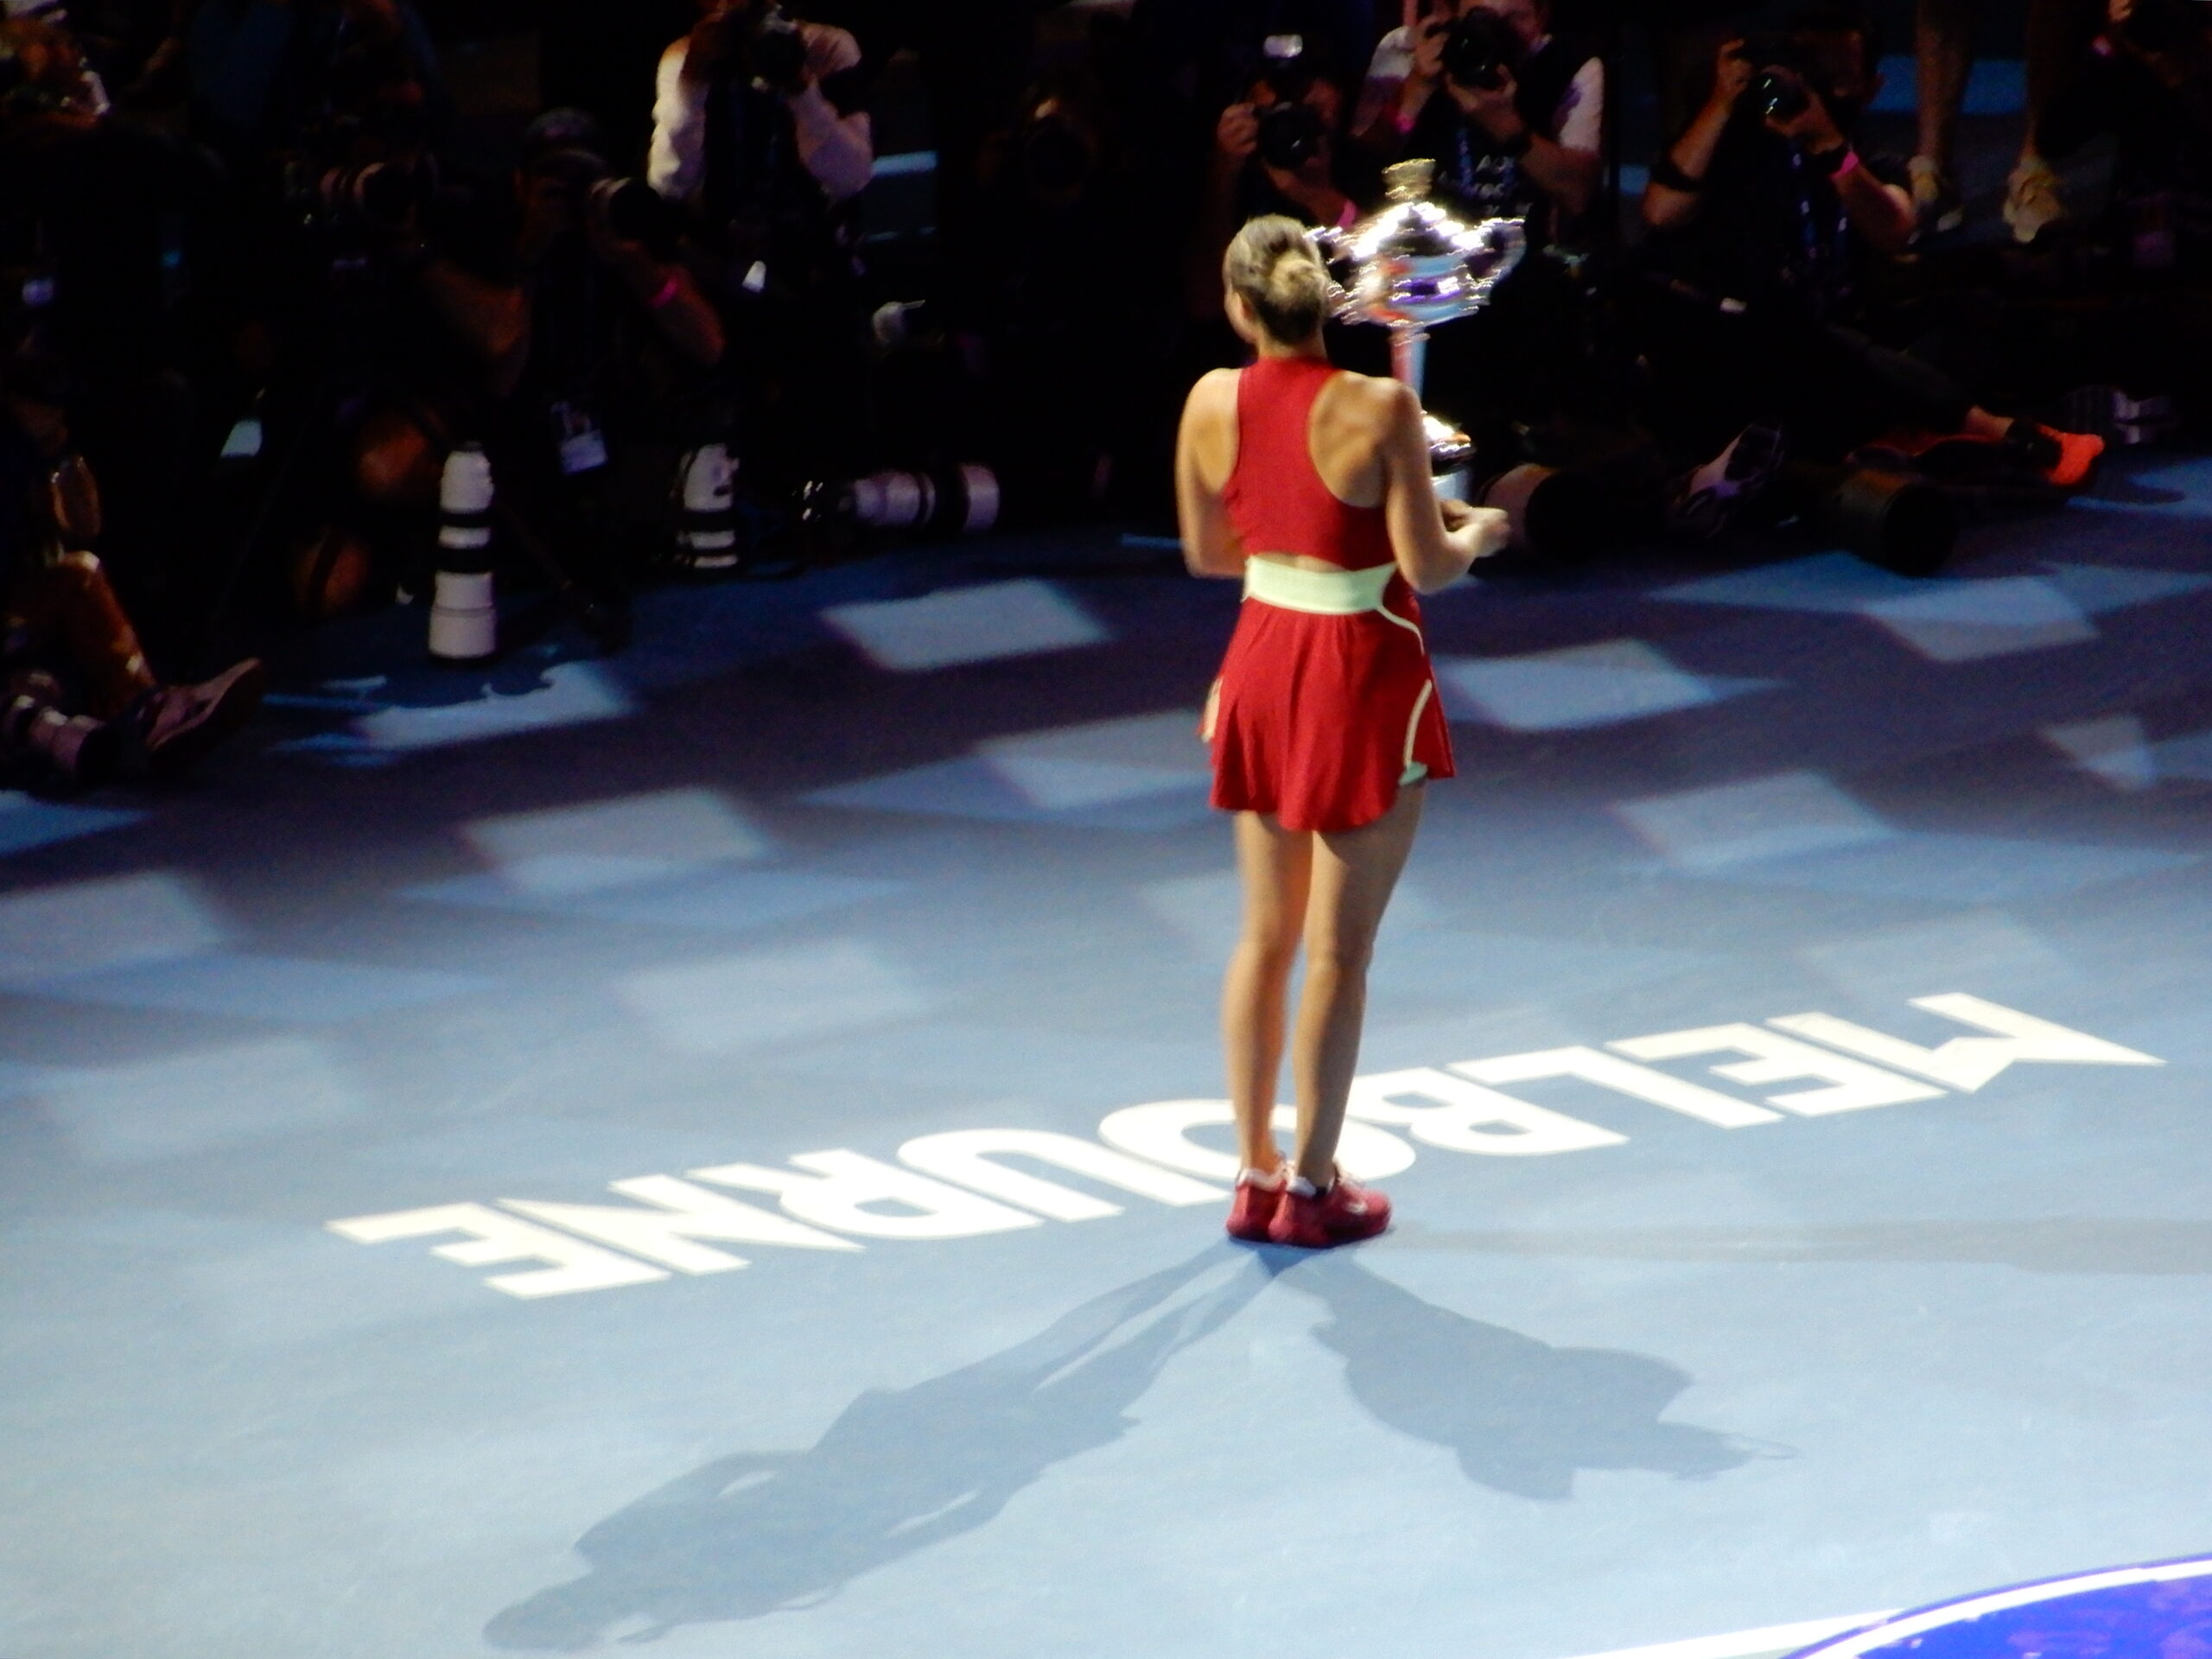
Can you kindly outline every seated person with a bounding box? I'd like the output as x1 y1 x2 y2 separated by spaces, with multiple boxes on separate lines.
1638 3 2102 525
1 355 263 785
1351 0 1609 452
0 16 241 626
352 111 728 588
954 73 1148 523
2041 0 2212 272
1352 0 1604 241
1185 35 1364 325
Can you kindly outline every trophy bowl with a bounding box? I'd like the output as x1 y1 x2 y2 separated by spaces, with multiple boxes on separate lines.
1313 160 1527 338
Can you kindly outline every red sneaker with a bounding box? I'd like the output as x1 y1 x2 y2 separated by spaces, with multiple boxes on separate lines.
1225 1169 1286 1242
2031 423 2105 491
1267 1174 1392 1249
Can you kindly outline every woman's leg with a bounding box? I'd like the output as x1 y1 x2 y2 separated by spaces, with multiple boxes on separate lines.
1290 784 1425 1188
1224 809 1313 1173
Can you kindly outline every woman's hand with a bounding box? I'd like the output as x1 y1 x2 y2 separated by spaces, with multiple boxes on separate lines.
1440 497 1511 563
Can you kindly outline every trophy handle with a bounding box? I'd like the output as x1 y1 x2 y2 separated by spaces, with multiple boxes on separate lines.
1454 216 1529 313
1306 226 1363 323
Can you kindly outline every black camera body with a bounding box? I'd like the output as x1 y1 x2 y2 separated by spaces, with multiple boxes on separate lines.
1733 35 1813 123
591 176 687 263
1257 100 1325 171
743 3 809 89
1440 10 1519 92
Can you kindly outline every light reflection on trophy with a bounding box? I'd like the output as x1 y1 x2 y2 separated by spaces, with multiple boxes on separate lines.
1311 158 1525 497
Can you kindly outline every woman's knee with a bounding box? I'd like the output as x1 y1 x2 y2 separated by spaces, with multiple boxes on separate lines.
1300 938 1376 982
1236 925 1302 975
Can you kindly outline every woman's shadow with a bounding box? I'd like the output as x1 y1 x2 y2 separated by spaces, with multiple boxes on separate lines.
485 1247 1268 1649
1284 1252 1776 1501
486 1248 1771 1649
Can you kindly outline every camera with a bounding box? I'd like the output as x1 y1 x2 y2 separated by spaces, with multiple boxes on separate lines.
1732 35 1812 122
742 3 808 89
1257 101 1325 171
1440 9 1519 92
588 176 687 262
1252 31 1326 171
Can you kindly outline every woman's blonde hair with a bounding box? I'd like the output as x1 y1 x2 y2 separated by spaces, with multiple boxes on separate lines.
1224 215 1332 344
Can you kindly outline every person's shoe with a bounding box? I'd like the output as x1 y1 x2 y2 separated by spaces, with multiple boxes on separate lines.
1666 424 1786 540
1267 1172 1392 1249
2004 158 2068 245
1908 156 1966 238
1225 1166 1287 1243
2010 421 2105 491
137 658 266 777
2057 385 2177 449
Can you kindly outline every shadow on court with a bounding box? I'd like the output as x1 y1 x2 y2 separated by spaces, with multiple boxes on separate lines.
483 1247 1265 1649
1283 1254 1770 1501
1395 1219 2212 1276
486 1248 1762 1648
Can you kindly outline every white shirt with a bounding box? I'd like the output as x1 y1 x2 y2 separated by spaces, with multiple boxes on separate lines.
648 21 874 207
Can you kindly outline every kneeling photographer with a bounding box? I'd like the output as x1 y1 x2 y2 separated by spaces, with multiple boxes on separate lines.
1637 4 2102 534
486 111 727 585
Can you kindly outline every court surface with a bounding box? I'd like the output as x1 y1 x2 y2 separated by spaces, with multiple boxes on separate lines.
4 454 2211 1659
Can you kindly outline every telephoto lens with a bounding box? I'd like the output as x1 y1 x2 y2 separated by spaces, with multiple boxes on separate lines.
430 444 498 662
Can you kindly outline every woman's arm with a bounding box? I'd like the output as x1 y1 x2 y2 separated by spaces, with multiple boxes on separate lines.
1378 380 1507 592
1175 371 1248 578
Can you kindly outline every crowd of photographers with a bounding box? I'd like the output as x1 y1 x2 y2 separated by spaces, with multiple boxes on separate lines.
3 0 2212 789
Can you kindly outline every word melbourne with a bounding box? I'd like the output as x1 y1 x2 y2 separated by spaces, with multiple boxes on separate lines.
331 995 2159 1299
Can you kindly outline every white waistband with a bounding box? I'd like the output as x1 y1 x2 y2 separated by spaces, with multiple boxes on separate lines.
1243 558 1397 615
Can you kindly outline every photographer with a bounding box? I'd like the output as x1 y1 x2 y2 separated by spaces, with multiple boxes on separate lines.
1186 35 1363 325
344 111 729 588
493 110 725 578
649 0 872 489
1643 9 1914 261
0 16 241 631
187 0 449 169
648 0 871 220
1 350 264 785
1353 0 1604 238
1637 5 2102 506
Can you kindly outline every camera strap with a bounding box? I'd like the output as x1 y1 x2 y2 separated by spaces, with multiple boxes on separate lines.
1785 145 1853 320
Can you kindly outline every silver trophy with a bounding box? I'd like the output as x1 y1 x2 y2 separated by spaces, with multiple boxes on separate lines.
1313 159 1525 493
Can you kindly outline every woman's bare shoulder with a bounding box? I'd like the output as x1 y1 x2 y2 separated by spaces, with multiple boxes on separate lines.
1185 366 1242 411
1330 367 1415 412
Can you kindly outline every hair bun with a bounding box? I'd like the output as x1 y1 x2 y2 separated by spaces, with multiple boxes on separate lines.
1224 214 1331 344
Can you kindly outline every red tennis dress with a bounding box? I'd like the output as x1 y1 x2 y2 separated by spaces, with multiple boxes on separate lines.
1205 355 1453 834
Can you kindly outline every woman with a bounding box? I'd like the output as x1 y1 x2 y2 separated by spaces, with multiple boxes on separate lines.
1175 215 1507 1250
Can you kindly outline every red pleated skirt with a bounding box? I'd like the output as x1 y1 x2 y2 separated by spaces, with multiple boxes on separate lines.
1204 569 1454 834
